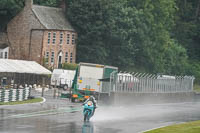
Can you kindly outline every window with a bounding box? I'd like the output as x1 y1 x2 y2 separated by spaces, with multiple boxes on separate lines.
70 53 73 63
67 34 70 44
4 52 8 59
52 32 56 44
48 32 51 44
51 51 54 63
72 34 75 44
46 51 49 63
65 52 68 62
60 32 63 44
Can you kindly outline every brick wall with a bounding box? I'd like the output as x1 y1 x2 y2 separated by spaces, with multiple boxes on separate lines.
42 30 77 68
0 32 8 44
7 1 77 69
30 30 44 64
7 3 44 60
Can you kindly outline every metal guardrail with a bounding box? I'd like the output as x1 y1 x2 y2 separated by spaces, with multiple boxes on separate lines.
109 72 195 93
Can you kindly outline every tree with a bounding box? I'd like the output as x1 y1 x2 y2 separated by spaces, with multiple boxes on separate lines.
1 0 197 79
66 0 137 68
66 0 189 74
0 0 61 31
174 0 200 61
34 0 62 7
0 0 24 31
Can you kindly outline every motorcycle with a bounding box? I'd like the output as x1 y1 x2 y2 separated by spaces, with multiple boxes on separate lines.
83 101 94 121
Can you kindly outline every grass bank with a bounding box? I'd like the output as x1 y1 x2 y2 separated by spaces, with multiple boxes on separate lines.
0 98 43 105
145 120 200 133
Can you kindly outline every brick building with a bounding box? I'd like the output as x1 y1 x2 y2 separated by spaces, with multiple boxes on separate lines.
7 0 77 69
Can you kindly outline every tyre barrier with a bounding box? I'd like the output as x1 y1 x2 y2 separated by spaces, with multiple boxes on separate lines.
0 88 30 102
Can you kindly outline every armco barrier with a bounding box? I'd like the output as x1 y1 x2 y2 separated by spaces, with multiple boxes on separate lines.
0 88 30 102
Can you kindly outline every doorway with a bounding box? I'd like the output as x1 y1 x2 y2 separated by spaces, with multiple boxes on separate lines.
57 51 63 68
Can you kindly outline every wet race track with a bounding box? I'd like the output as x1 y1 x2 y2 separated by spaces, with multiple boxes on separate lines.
1 97 200 133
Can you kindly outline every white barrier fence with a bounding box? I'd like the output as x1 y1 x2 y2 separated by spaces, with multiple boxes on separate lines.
0 88 30 102
108 72 195 93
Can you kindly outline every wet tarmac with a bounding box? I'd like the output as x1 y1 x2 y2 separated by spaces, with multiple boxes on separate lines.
0 98 200 133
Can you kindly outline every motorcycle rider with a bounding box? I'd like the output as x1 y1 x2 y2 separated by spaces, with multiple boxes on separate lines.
83 96 97 116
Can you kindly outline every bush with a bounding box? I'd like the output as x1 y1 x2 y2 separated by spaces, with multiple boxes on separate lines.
62 63 78 70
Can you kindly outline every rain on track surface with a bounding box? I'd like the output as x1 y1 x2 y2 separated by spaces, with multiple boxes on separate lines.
1 96 200 133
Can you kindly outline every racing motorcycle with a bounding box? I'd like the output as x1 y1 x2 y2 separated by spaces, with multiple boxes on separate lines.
83 101 94 121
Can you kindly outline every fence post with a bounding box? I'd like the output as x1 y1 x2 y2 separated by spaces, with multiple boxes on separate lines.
53 80 57 98
41 77 45 97
191 76 195 91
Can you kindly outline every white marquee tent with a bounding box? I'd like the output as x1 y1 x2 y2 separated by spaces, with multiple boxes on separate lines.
0 59 52 75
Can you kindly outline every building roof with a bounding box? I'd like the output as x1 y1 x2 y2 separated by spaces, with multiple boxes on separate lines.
32 5 75 31
0 59 52 75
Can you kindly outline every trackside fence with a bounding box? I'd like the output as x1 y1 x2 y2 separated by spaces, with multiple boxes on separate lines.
109 72 195 93
0 88 30 102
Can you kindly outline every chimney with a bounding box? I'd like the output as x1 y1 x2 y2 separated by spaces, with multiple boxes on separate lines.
25 0 33 8
60 0 66 12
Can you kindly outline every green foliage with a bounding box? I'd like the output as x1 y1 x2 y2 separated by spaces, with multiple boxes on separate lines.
66 0 113 65
162 41 188 75
174 0 200 64
0 0 61 31
42 57 48 68
194 84 200 92
123 0 178 73
66 0 189 75
0 0 24 30
0 0 200 81
62 63 78 70
186 61 200 83
34 0 62 7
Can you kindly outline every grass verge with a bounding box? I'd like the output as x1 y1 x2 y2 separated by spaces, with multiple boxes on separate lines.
145 120 200 133
0 98 43 105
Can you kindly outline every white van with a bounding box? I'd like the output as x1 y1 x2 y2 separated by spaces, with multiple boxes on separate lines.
51 69 75 89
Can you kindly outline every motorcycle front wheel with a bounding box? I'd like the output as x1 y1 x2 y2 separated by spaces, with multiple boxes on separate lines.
84 113 88 121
